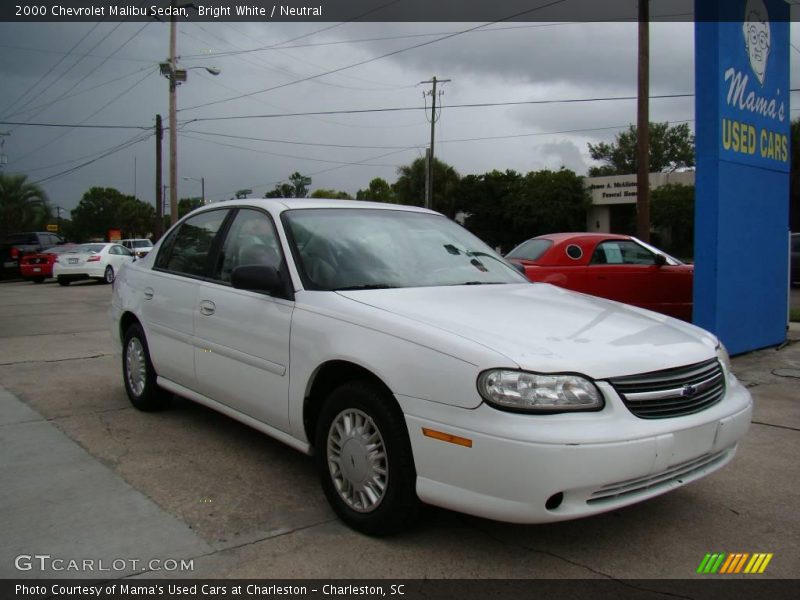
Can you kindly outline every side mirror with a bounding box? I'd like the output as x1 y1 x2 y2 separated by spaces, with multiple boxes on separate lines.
232 264 283 295
654 254 667 267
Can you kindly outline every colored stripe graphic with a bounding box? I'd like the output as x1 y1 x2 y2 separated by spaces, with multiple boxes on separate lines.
698 552 773 574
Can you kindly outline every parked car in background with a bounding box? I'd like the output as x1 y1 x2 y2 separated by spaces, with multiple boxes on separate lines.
20 244 78 283
1 232 64 277
121 238 154 258
792 233 799 286
54 243 134 285
506 233 694 321
111 199 751 535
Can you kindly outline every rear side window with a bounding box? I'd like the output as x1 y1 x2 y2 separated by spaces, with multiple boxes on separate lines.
158 210 228 277
506 239 553 261
591 240 656 265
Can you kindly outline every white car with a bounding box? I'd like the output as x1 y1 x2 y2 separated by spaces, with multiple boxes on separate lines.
110 199 752 535
55 242 134 285
121 238 154 258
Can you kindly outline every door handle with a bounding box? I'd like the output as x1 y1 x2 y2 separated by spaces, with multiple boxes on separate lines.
199 300 216 316
143 287 154 300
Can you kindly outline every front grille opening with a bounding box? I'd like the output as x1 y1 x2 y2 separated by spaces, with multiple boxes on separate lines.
609 358 725 419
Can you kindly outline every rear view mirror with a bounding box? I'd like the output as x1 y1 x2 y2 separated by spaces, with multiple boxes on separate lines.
654 254 667 267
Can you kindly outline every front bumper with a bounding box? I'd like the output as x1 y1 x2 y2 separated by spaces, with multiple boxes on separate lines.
400 378 752 523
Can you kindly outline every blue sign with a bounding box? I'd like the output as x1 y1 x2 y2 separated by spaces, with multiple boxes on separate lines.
717 0 790 172
694 0 790 354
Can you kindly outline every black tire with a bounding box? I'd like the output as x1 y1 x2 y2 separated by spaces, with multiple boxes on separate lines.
104 265 114 284
57 276 70 286
32 277 45 284
122 323 170 411
315 380 420 536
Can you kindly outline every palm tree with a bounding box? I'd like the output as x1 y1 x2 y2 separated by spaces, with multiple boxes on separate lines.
0 173 51 237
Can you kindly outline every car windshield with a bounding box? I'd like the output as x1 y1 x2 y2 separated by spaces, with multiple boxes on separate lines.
132 240 152 248
283 208 526 291
506 239 553 261
71 244 106 254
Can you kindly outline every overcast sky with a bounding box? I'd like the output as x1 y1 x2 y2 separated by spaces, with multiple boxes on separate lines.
1 0 800 213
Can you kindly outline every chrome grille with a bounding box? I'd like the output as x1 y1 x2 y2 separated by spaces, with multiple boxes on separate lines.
609 358 725 419
587 449 730 504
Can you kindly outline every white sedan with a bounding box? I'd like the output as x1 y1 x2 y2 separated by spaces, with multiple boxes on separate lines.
110 199 752 535
55 242 134 285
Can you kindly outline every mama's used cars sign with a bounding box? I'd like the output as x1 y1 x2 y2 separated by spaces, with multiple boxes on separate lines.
718 0 789 170
695 0 790 354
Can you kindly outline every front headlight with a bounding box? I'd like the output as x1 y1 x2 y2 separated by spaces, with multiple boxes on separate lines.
716 342 736 383
477 369 604 413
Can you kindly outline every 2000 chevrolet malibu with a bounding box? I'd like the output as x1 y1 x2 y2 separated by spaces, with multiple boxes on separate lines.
110 199 752 535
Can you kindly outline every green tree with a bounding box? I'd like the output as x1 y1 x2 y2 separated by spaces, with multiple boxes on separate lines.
356 177 395 203
651 183 695 259
178 197 203 217
459 169 589 253
0 173 51 237
70 187 154 240
790 119 800 232
588 122 695 176
393 157 461 217
309 189 353 199
264 183 294 198
289 172 312 198
459 170 523 251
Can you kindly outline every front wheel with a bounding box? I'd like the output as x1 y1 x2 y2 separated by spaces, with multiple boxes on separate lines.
122 323 170 411
104 265 115 284
315 381 420 536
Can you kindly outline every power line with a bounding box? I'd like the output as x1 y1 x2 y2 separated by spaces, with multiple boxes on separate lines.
0 121 151 130
0 21 105 119
180 131 410 167
3 64 156 121
182 92 695 124
182 129 418 150
179 0 572 112
181 12 693 60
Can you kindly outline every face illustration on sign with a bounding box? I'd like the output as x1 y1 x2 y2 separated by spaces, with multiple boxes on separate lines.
743 0 770 85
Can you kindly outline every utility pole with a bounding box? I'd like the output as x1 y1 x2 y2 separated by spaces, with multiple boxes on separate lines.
155 114 164 240
168 0 178 227
636 0 650 242
0 132 9 168
421 76 450 210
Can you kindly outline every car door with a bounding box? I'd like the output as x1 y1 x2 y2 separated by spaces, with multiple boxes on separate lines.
193 208 294 433
142 209 230 389
587 239 687 315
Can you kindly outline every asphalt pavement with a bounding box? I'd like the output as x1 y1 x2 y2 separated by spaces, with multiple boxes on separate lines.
0 280 798 580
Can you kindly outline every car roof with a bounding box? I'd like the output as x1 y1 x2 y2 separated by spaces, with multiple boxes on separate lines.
197 198 438 214
534 232 632 242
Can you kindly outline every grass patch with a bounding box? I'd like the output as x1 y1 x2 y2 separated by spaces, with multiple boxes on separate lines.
791 308 800 323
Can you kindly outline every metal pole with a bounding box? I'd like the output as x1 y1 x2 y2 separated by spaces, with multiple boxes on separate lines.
155 114 163 240
169 0 178 226
636 0 650 241
428 77 437 210
201 177 205 204
424 148 431 208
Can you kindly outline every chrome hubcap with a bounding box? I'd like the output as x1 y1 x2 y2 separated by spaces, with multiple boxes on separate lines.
125 337 147 397
105 267 114 283
327 408 388 513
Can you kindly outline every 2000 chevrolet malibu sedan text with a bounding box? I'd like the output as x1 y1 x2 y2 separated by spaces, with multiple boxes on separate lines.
110 199 752 535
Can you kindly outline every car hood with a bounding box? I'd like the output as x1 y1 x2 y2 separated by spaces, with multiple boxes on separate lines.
337 283 717 379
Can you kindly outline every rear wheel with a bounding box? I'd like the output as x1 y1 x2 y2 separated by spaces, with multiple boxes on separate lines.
122 323 170 411
57 276 70 286
104 265 115 284
315 380 420 536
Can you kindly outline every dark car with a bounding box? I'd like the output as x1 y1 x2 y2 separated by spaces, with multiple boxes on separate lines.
1 232 64 278
792 233 799 286
506 232 694 321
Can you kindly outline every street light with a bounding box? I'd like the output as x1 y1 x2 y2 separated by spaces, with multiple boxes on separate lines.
159 2 220 226
183 176 206 205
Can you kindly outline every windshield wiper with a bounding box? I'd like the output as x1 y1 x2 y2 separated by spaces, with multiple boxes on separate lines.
334 283 398 291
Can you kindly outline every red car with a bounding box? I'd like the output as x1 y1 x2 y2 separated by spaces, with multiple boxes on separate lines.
506 233 694 321
20 244 77 283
